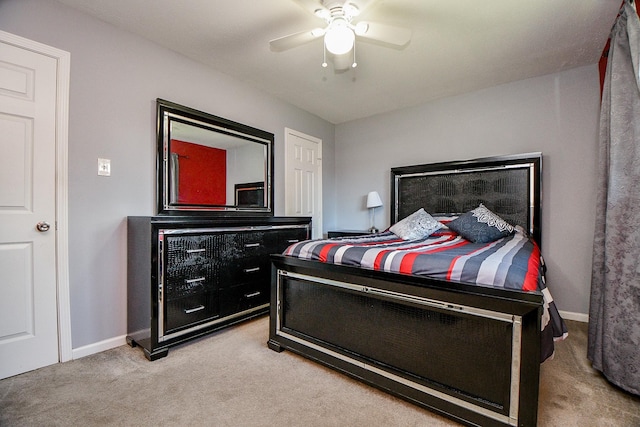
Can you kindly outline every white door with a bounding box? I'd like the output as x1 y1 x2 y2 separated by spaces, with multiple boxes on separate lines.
0 36 61 378
284 128 322 239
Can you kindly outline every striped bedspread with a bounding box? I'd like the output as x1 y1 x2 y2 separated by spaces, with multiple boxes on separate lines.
284 229 568 361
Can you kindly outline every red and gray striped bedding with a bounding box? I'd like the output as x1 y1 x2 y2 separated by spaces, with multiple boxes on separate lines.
283 229 568 361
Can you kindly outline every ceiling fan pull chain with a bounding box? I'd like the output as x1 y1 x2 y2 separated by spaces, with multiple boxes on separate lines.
322 43 328 68
352 41 357 68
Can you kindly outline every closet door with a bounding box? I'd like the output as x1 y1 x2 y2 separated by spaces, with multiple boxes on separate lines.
285 128 322 239
0 36 61 379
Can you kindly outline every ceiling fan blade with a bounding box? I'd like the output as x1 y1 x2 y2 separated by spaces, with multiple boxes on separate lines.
345 0 375 17
355 21 412 48
269 28 324 52
292 0 328 17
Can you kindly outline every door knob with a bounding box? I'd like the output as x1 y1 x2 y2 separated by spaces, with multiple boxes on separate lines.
36 221 51 232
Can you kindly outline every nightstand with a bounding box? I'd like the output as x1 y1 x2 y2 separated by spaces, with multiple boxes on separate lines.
327 230 373 238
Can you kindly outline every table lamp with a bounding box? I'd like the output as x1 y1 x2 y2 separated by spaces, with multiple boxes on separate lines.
366 191 383 233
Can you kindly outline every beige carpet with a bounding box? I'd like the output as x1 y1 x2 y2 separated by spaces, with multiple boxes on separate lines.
1 318 638 426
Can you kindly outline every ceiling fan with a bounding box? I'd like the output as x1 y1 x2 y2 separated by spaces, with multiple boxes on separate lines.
269 0 412 70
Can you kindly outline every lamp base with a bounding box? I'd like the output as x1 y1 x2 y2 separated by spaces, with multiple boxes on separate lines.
368 226 379 233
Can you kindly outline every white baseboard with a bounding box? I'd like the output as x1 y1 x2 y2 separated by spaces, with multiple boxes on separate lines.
68 311 588 359
559 310 588 323
72 335 127 360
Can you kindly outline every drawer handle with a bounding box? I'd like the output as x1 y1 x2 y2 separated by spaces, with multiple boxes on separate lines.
185 277 206 284
245 291 261 298
184 305 205 314
243 267 260 273
244 243 260 248
186 248 206 254
287 239 299 243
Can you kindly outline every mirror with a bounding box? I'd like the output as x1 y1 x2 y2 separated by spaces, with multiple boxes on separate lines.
157 99 273 215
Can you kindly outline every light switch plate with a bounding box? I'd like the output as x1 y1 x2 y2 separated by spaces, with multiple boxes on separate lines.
98 158 111 176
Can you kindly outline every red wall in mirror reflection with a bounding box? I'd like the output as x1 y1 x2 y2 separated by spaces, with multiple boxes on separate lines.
171 139 226 205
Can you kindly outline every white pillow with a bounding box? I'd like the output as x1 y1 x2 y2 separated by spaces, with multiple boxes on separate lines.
390 208 441 240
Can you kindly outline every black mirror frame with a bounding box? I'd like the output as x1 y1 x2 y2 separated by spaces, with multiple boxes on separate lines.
156 99 274 216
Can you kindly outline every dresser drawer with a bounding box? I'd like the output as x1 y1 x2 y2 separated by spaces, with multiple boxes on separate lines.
164 264 217 299
164 292 219 333
234 231 274 256
165 234 218 265
276 228 309 252
215 255 270 288
219 281 269 317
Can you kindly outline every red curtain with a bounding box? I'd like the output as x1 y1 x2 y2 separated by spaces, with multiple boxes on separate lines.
600 0 640 95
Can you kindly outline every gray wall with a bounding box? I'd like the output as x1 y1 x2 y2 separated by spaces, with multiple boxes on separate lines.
0 0 336 349
334 65 600 316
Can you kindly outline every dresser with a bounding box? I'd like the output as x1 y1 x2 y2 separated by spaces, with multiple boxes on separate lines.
127 215 310 360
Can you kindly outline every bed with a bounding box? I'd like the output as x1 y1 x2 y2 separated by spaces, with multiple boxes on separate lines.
268 153 567 427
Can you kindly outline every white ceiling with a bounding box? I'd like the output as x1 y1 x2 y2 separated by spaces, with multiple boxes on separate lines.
56 0 620 124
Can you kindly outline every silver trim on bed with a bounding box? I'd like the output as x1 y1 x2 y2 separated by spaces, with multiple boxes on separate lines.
282 271 515 323
394 163 529 179
510 316 522 424
275 269 522 426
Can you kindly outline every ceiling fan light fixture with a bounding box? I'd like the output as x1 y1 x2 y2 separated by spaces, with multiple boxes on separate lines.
324 19 355 55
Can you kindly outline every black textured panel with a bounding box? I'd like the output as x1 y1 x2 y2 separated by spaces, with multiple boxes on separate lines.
397 168 530 230
463 179 490 196
493 175 522 194
165 231 275 294
432 198 458 214
434 179 457 196
493 198 523 216
282 278 512 412
462 198 487 212
165 234 221 298
164 263 214 299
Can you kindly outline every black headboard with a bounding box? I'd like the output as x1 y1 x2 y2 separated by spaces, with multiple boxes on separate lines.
390 153 542 244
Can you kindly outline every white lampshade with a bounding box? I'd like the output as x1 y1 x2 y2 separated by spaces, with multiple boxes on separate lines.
324 19 355 55
366 191 383 208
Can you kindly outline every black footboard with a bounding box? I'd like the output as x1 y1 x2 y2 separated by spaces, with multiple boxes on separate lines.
269 255 542 427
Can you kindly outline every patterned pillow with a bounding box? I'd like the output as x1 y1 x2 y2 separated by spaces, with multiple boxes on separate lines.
432 215 459 229
447 204 514 243
390 208 441 240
